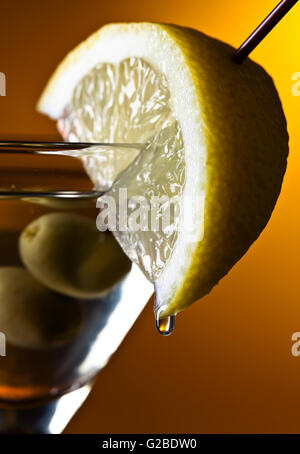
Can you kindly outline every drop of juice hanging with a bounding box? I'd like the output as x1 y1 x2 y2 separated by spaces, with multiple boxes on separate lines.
155 305 176 336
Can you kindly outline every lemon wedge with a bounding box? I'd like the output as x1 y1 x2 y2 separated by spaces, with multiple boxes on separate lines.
38 23 288 317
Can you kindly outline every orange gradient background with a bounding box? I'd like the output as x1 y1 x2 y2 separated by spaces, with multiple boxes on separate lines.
0 0 300 434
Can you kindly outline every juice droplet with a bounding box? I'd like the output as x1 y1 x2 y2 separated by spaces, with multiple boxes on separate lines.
155 305 176 336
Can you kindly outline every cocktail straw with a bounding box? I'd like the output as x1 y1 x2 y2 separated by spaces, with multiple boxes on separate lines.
233 0 298 63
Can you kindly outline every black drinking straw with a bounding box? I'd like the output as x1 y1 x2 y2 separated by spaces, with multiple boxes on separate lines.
233 0 299 63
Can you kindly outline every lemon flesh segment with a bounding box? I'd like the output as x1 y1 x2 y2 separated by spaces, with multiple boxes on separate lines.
58 57 175 190
37 23 288 317
52 53 198 302
103 120 185 281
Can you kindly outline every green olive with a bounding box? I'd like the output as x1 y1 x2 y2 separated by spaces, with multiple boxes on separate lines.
19 213 131 299
0 267 83 349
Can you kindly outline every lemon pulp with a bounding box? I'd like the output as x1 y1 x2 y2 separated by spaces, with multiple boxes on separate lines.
58 57 186 282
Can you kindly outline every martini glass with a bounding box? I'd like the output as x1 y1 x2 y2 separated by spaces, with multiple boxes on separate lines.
0 143 153 433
